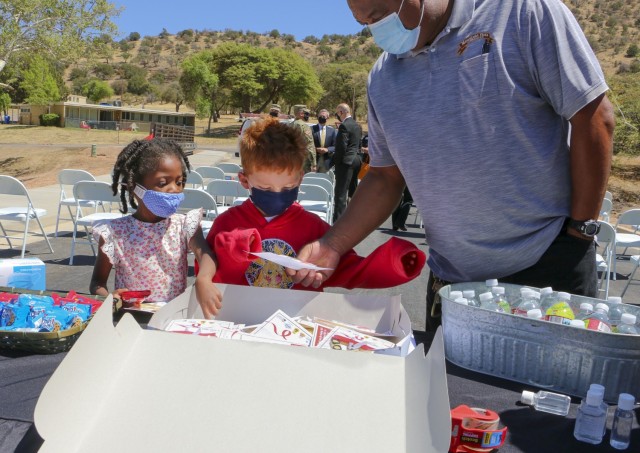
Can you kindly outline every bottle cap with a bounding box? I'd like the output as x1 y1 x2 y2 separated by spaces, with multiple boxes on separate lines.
485 279 498 287
570 319 586 328
521 390 535 405
618 393 635 411
462 290 475 298
621 313 636 325
492 286 505 295
449 291 463 300
586 389 603 406
520 287 534 295
454 297 469 305
529 292 541 300
579 302 594 311
589 383 605 395
540 287 553 295
479 292 493 302
607 296 622 305
527 308 542 319
557 291 571 301
595 303 610 313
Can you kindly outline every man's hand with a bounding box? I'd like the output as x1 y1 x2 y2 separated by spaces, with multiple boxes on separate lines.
195 276 223 319
285 240 341 288
317 147 328 154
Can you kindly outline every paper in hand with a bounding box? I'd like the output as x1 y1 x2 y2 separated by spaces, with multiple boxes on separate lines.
247 251 334 271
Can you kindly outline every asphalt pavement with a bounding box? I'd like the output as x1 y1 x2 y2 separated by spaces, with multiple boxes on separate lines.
0 146 638 333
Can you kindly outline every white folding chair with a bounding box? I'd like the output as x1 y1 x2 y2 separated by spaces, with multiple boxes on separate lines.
55 169 98 237
180 188 219 239
0 175 53 258
214 163 242 179
194 166 226 183
302 176 334 219
304 172 334 186
599 198 613 223
69 181 125 265
620 255 640 298
297 184 332 224
206 180 249 215
604 190 613 201
185 170 205 190
595 221 616 299
613 209 640 279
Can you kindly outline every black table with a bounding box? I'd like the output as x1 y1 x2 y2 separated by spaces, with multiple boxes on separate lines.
1 332 638 453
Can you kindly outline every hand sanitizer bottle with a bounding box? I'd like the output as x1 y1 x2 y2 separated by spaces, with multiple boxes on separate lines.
574 388 608 444
610 393 635 450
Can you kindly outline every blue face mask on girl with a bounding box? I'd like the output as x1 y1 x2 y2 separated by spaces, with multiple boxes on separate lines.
250 186 299 217
134 184 184 218
368 0 425 55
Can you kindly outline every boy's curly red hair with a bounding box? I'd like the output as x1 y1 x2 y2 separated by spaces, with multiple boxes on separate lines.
240 116 306 175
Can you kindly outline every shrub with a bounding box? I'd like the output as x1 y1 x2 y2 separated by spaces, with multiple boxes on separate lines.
39 113 60 127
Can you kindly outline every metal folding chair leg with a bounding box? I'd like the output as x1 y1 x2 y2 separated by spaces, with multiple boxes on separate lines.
620 255 640 298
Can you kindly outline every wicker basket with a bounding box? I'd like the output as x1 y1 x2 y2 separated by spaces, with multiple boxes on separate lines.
0 286 105 354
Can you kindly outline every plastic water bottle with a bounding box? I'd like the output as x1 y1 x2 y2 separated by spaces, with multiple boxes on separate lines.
574 388 608 444
485 279 498 289
610 393 635 450
544 292 575 325
607 296 624 330
575 303 594 321
583 303 612 333
539 287 555 312
513 291 541 317
454 297 469 305
570 319 586 329
617 314 639 335
527 308 543 320
491 286 511 313
479 291 506 313
449 290 463 302
521 390 571 416
462 290 480 307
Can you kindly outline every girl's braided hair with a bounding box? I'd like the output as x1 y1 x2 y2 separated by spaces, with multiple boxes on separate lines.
111 138 191 214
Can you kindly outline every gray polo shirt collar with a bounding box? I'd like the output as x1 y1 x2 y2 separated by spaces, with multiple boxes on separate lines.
397 0 475 59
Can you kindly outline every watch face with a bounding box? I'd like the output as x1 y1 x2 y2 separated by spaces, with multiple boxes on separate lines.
584 223 599 236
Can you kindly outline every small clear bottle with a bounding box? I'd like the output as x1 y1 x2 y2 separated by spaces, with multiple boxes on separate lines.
479 291 506 313
610 393 636 450
521 390 571 416
584 303 612 333
617 314 639 335
454 297 469 305
513 291 541 317
575 303 594 321
462 290 480 307
607 296 624 330
539 287 555 312
587 384 609 437
574 388 608 444
485 279 499 289
527 308 543 320
491 286 512 313
449 290 463 302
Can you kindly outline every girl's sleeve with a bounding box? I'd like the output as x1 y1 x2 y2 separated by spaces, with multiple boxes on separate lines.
92 223 118 266
322 237 426 289
184 209 204 242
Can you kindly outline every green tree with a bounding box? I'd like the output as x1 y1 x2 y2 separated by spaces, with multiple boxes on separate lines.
180 54 221 130
161 82 185 112
20 56 61 105
0 0 120 77
0 91 11 116
317 62 370 119
82 79 114 103
627 44 640 58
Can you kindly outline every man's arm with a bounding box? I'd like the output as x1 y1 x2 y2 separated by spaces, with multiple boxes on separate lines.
568 93 615 238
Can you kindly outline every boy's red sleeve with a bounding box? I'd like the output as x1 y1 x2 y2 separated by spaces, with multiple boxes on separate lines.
322 237 426 289
212 228 263 280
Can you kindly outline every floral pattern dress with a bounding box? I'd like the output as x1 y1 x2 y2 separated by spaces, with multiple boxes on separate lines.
93 209 202 302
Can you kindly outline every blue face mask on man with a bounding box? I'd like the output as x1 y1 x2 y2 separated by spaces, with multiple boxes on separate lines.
250 186 299 217
368 0 425 55
134 184 184 218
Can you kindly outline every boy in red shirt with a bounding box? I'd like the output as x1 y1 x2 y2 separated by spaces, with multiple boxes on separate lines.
199 117 425 317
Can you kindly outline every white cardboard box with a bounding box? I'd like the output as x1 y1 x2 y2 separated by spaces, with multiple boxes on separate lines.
35 284 450 453
0 257 45 290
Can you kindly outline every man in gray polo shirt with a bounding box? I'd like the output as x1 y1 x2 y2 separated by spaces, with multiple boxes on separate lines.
288 0 615 331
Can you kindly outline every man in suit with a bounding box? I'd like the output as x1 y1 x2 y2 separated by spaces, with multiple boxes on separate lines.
311 109 337 173
332 103 361 222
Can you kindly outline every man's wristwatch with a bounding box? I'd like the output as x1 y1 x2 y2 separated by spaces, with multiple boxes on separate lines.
567 218 601 237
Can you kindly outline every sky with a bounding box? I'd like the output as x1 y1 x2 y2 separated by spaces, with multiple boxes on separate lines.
111 0 365 41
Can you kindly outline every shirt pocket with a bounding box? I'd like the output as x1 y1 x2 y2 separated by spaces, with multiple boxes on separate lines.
458 53 500 102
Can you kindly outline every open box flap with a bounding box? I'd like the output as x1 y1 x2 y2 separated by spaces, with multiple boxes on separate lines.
36 289 450 452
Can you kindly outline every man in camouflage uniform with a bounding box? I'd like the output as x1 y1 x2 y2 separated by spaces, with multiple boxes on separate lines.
290 105 316 173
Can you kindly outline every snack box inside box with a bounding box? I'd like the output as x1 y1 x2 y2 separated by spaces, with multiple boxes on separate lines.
35 284 451 453
0 257 45 290
441 282 640 403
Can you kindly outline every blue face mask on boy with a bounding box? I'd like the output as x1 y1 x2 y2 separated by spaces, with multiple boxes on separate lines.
250 186 299 217
134 184 184 218
368 0 425 55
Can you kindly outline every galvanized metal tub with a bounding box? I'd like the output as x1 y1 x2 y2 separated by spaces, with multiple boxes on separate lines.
440 282 640 403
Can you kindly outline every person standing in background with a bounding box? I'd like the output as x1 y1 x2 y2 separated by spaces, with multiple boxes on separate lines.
312 109 337 173
290 105 316 173
332 103 361 222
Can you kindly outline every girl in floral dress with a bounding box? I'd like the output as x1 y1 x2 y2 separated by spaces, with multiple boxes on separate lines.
90 138 222 317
